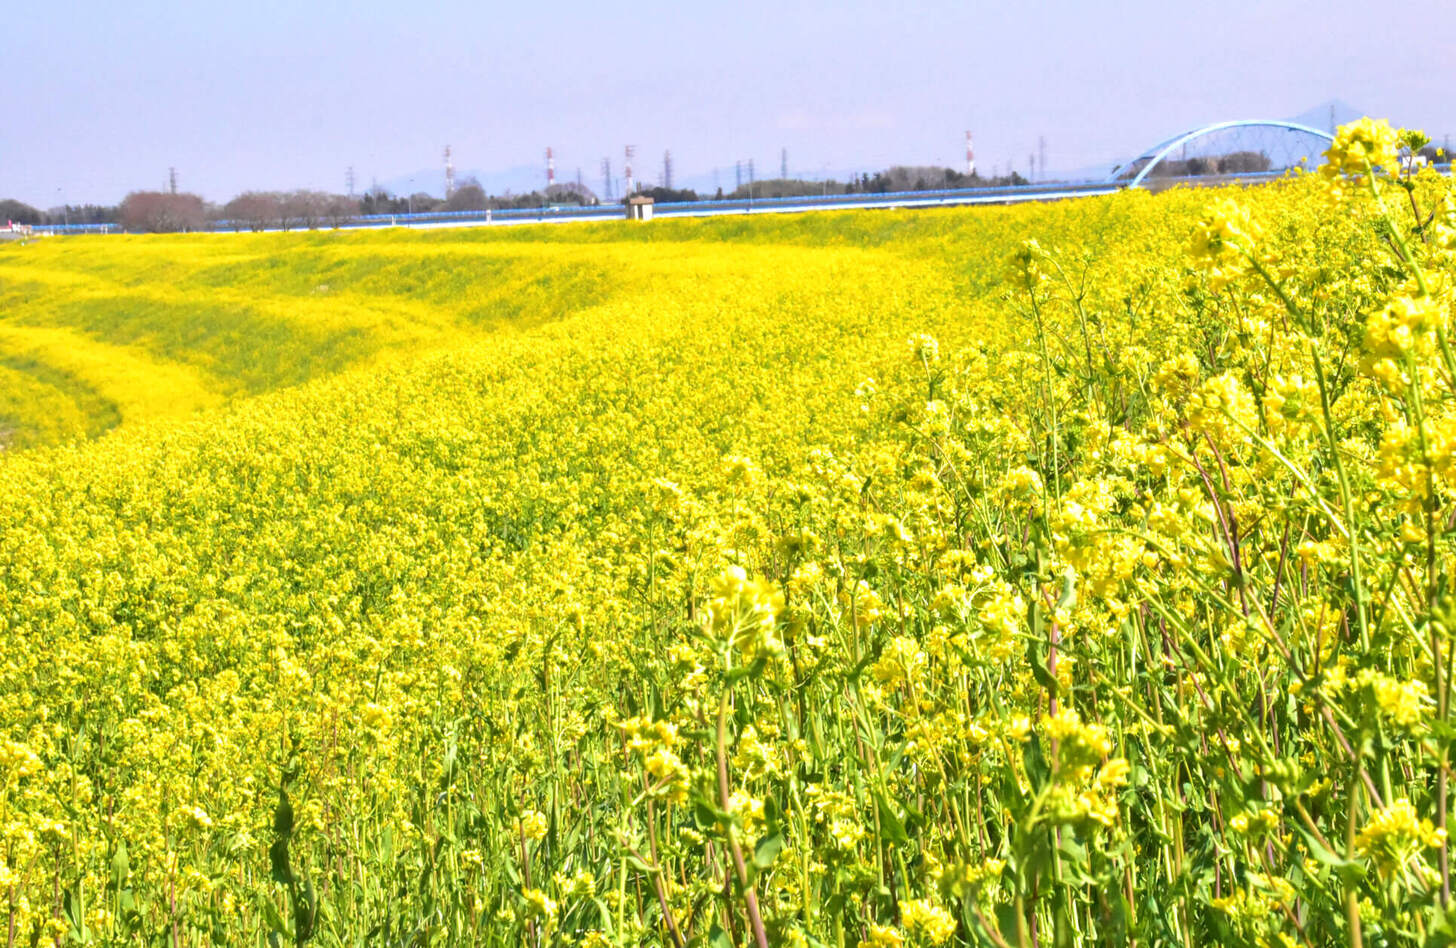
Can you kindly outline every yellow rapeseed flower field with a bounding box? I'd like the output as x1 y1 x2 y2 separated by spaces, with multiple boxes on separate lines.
2 121 1455 946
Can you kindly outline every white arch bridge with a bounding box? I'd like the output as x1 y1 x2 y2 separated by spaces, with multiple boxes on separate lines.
1108 120 1336 189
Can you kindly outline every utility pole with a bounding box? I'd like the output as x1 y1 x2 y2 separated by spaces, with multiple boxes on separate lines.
1038 136 1046 182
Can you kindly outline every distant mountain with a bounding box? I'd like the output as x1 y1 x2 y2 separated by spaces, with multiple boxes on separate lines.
1288 99 1366 135
1292 100 1368 135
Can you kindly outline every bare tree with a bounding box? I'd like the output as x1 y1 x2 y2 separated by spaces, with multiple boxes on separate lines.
442 179 487 212
290 191 326 229
324 194 360 228
223 192 277 231
119 191 206 232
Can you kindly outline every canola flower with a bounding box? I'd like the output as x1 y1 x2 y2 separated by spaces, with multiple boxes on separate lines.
0 118 1454 945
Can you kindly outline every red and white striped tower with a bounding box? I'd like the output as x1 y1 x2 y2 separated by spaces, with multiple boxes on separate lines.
625 145 636 195
546 147 555 189
966 131 975 177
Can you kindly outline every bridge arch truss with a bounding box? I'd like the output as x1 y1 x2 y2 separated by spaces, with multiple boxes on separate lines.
1111 120 1335 188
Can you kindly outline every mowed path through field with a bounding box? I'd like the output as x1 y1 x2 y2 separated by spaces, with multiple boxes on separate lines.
0 220 915 449
0 194 1178 454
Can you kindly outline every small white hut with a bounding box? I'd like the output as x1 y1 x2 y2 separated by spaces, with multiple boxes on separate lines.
625 195 654 221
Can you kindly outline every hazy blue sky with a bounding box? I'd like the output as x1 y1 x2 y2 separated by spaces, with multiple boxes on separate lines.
3 0 1453 206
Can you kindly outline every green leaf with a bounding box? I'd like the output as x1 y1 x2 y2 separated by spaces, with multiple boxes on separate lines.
873 788 910 844
753 832 784 870
1057 833 1089 868
269 837 293 887
995 903 1023 945
1296 824 1366 885
1023 733 1049 792
260 897 290 936
273 788 294 837
625 854 657 874
707 923 733 948
295 879 317 942
726 655 768 685
110 839 129 889
1027 635 1058 695
1056 569 1076 609
693 797 731 830
1422 903 1456 946
439 738 458 790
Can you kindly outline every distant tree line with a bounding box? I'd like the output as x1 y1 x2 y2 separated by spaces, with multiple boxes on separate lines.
631 167 1032 205
1144 150 1273 178
40 143 1424 234
220 191 361 231
840 166 1028 193
357 177 601 217
0 162 1050 234
2 198 119 227
0 162 1052 233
